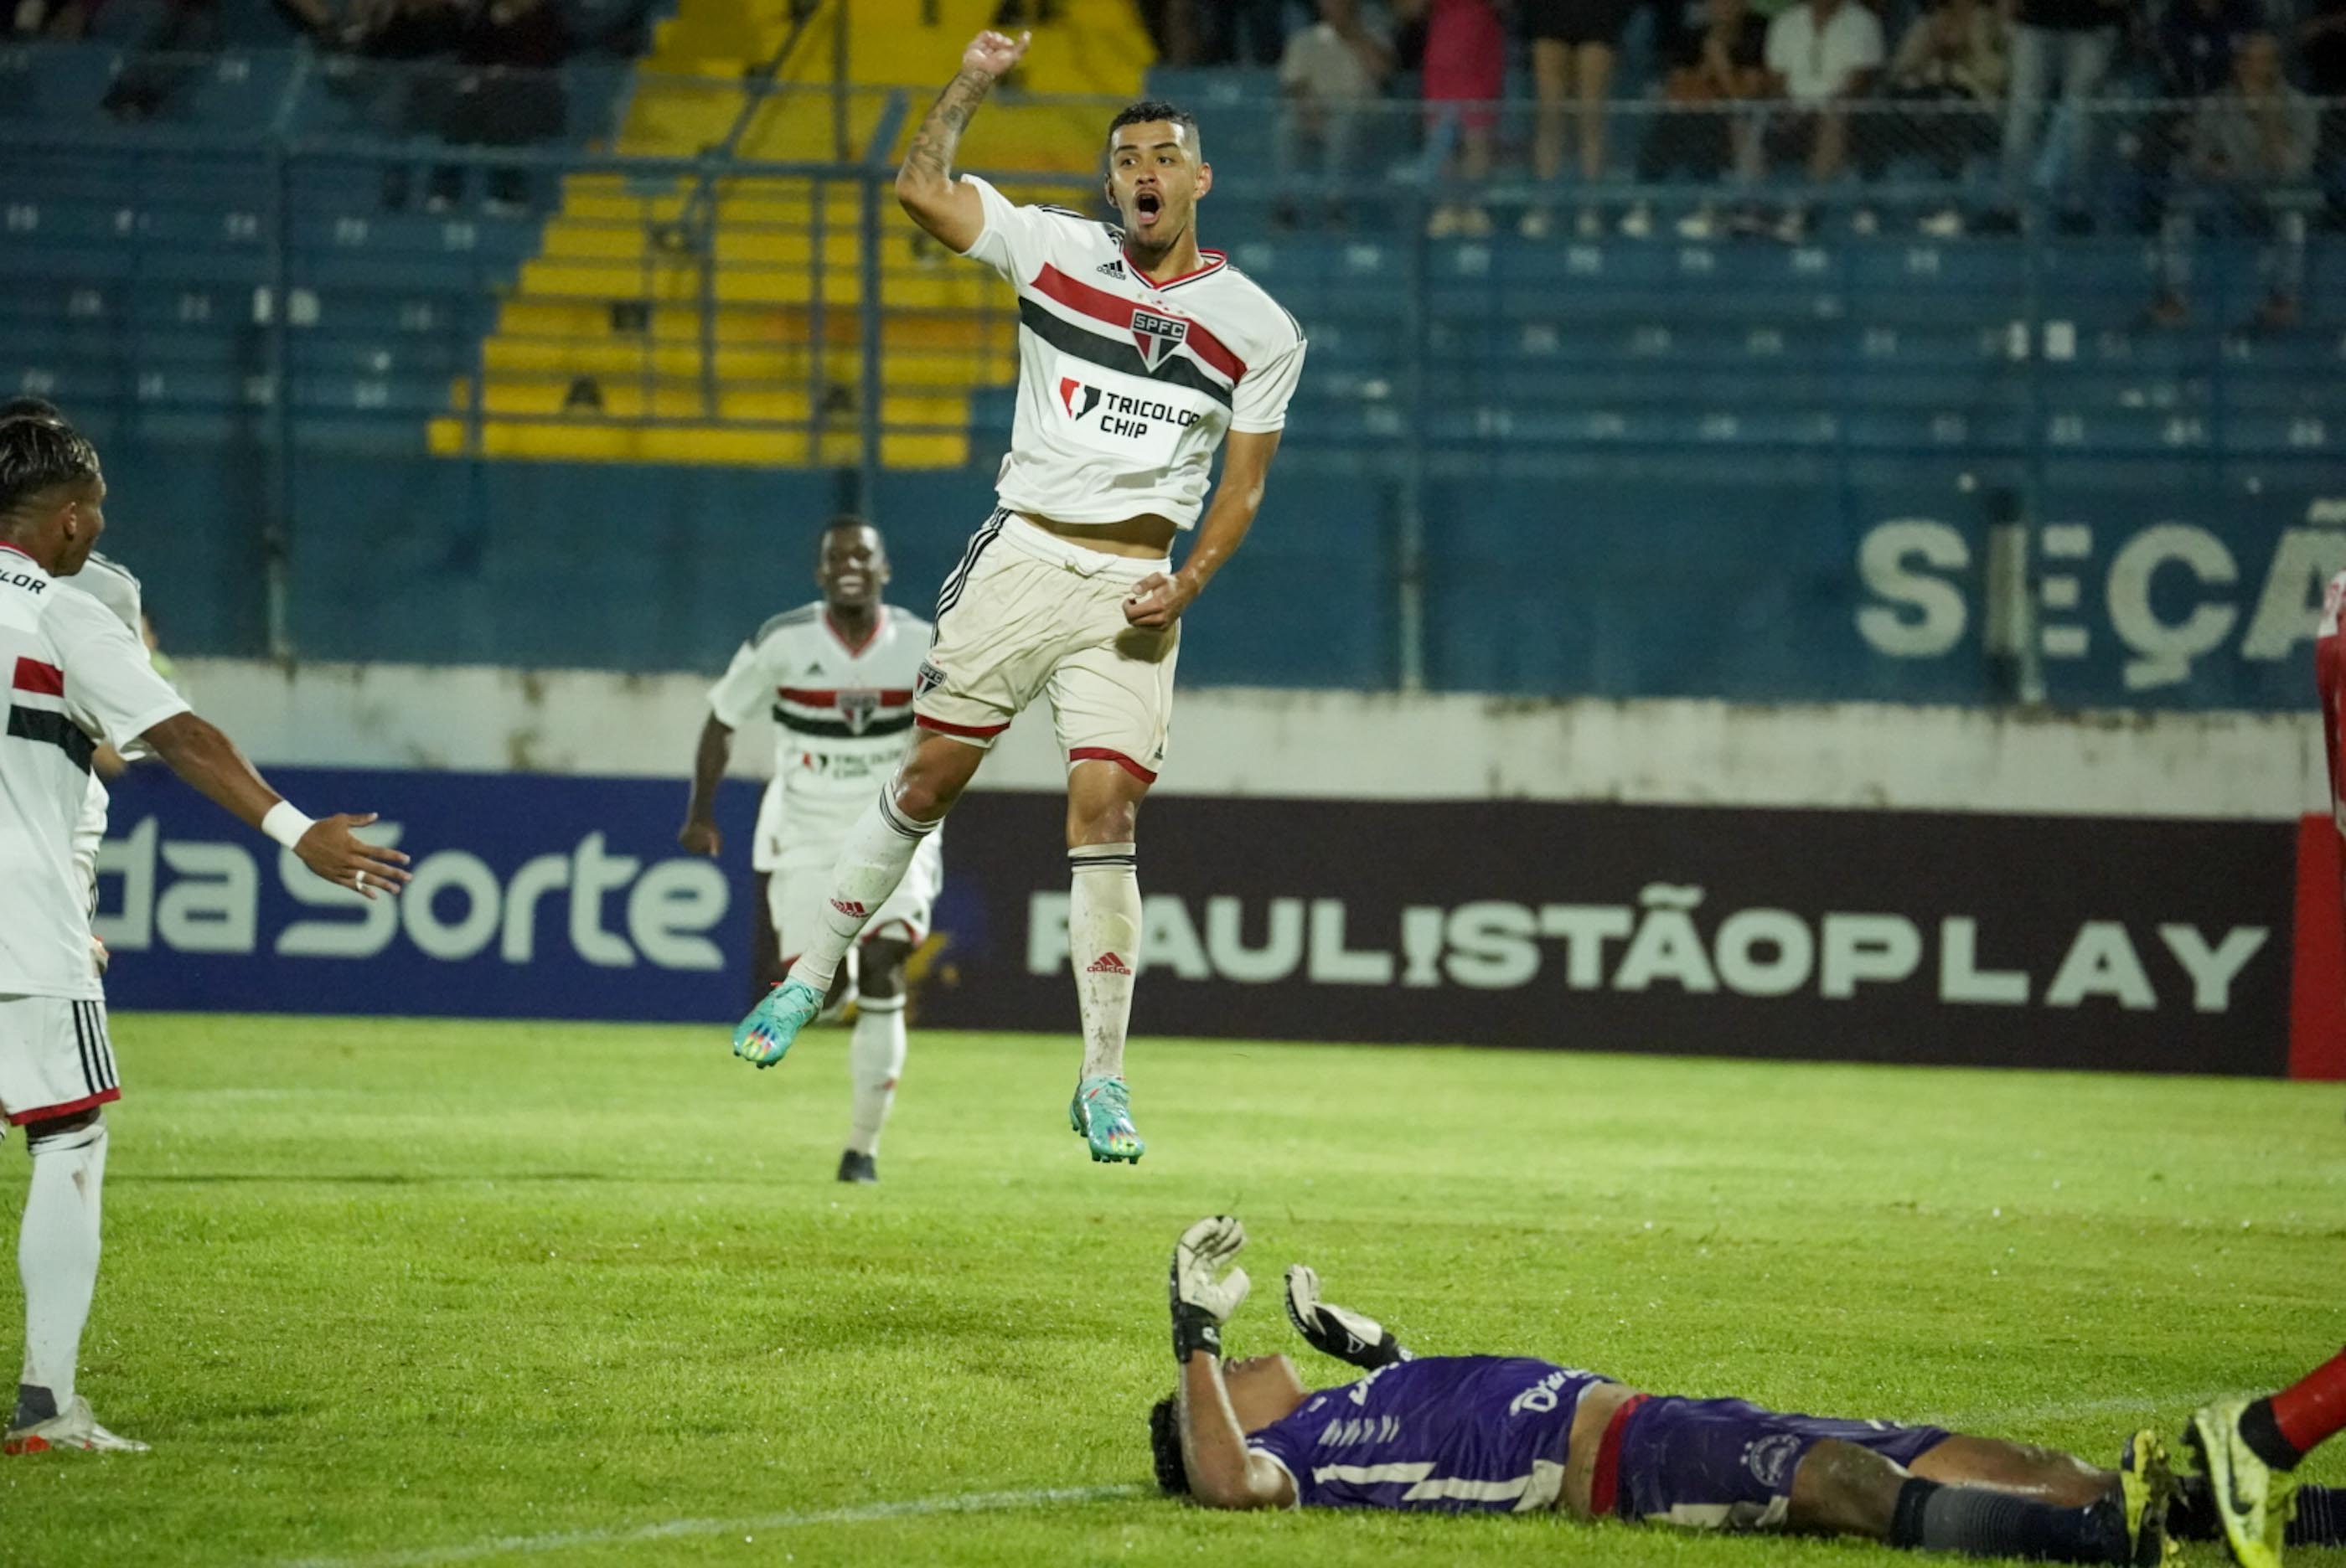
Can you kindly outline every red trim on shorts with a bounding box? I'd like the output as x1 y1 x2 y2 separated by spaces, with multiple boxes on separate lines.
1069 746 1158 784
1030 265 1247 384
917 714 1010 739
12 657 65 696
775 687 914 709
7 1086 119 1127
1588 1394 1652 1519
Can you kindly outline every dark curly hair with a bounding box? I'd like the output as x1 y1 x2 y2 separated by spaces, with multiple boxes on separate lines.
1148 1394 1190 1496
0 416 100 520
1105 99 1200 158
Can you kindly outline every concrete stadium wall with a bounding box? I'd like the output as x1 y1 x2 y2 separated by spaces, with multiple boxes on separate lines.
91 442 2346 709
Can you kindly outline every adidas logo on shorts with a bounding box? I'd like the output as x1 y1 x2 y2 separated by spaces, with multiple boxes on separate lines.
1086 951 1133 976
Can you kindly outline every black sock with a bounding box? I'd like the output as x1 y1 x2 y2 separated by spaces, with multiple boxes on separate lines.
11 1383 58 1429
2239 1399 2306 1473
2170 1474 2217 1540
1890 1477 2128 1563
2289 1484 2343 1547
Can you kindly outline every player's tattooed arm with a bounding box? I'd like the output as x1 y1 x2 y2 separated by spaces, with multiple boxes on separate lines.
896 29 1029 252
1124 429 1282 629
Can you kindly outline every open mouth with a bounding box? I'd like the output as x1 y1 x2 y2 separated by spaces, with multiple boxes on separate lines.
1135 191 1162 229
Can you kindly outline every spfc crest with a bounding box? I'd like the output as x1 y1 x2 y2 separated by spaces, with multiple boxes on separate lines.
839 689 881 735
1131 308 1188 372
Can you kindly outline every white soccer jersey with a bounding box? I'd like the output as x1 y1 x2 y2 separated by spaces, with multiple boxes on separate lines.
959 174 1307 529
64 552 147 910
705 602 933 869
0 542 189 998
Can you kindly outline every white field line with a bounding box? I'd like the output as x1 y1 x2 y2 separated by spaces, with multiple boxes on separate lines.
276 1483 1150 1568
276 1387 2238 1568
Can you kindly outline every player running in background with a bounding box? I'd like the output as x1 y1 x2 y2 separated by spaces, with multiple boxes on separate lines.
680 518 939 1184
0 415 410 1454
1150 1217 2346 1561
732 29 1307 1167
2183 1349 2346 1568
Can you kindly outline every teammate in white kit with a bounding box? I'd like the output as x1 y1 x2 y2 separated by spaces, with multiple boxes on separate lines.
0 415 409 1454
731 29 1307 1168
680 518 941 1184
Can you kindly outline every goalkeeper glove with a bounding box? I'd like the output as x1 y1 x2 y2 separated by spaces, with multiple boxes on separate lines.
1284 1264 1411 1369
1168 1215 1251 1361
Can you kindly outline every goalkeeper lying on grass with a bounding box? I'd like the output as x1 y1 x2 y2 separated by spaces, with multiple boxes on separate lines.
1150 1217 2346 1564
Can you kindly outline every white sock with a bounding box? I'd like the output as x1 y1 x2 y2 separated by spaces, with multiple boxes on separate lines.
16 1121 106 1426
786 787 938 995
846 996 907 1157
1068 843 1140 1081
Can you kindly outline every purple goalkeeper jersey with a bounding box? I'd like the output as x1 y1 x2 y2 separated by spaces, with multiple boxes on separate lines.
1245 1356 1615 1513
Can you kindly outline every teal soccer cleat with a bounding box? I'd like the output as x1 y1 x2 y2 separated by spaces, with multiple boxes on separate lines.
733 977 823 1068
1070 1075 1145 1164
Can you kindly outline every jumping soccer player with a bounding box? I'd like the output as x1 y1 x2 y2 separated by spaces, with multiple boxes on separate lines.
2183 1348 2346 1568
0 415 410 1455
730 29 1307 1168
680 517 940 1184
1150 1217 2346 1562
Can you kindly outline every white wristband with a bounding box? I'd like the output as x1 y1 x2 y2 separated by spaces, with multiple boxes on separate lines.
261 801 316 849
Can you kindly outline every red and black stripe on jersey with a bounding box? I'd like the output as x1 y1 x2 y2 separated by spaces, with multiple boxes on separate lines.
769 684 917 739
8 656 92 774
1017 264 1249 409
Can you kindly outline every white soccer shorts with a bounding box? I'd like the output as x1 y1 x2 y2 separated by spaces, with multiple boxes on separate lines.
767 832 945 962
0 993 121 1129
916 509 1179 785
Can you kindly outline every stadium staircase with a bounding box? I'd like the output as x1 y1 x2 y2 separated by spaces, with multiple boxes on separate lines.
431 0 1154 466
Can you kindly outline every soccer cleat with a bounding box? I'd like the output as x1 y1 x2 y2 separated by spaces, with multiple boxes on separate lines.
836 1149 878 1184
732 977 822 1068
2119 1429 2181 1567
3 1396 148 1455
2187 1399 2297 1568
1069 1075 1144 1164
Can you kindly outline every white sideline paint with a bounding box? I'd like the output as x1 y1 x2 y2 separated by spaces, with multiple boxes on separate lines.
277 1483 1149 1568
179 658 2325 820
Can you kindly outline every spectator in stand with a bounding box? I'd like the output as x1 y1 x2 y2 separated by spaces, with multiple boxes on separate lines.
98 0 222 121
1521 0 1635 238
437 0 575 213
1873 0 2007 235
1416 0 1506 235
1988 0 2126 232
1754 0 1884 240
1621 0 1768 238
1195 0 1293 64
346 0 469 209
10 0 90 38
2159 0 2257 97
2148 31 2316 329
1274 0 1395 229
2301 0 2346 223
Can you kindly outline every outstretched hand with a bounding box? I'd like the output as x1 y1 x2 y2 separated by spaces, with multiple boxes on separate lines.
1284 1264 1410 1369
1170 1215 1251 1360
962 28 1030 79
294 812 412 900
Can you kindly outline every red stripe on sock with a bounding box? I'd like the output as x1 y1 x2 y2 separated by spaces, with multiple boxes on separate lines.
2272 1348 2346 1456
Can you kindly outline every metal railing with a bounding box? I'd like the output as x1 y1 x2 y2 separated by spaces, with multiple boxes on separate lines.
3 63 2343 696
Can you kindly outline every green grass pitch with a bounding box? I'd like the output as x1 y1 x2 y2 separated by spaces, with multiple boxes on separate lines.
1 1014 2342 1567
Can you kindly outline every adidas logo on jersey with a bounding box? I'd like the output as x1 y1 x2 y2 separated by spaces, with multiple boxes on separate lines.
1086 951 1133 976
1095 258 1126 279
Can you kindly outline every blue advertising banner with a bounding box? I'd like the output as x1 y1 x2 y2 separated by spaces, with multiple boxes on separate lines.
95 766 764 1022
